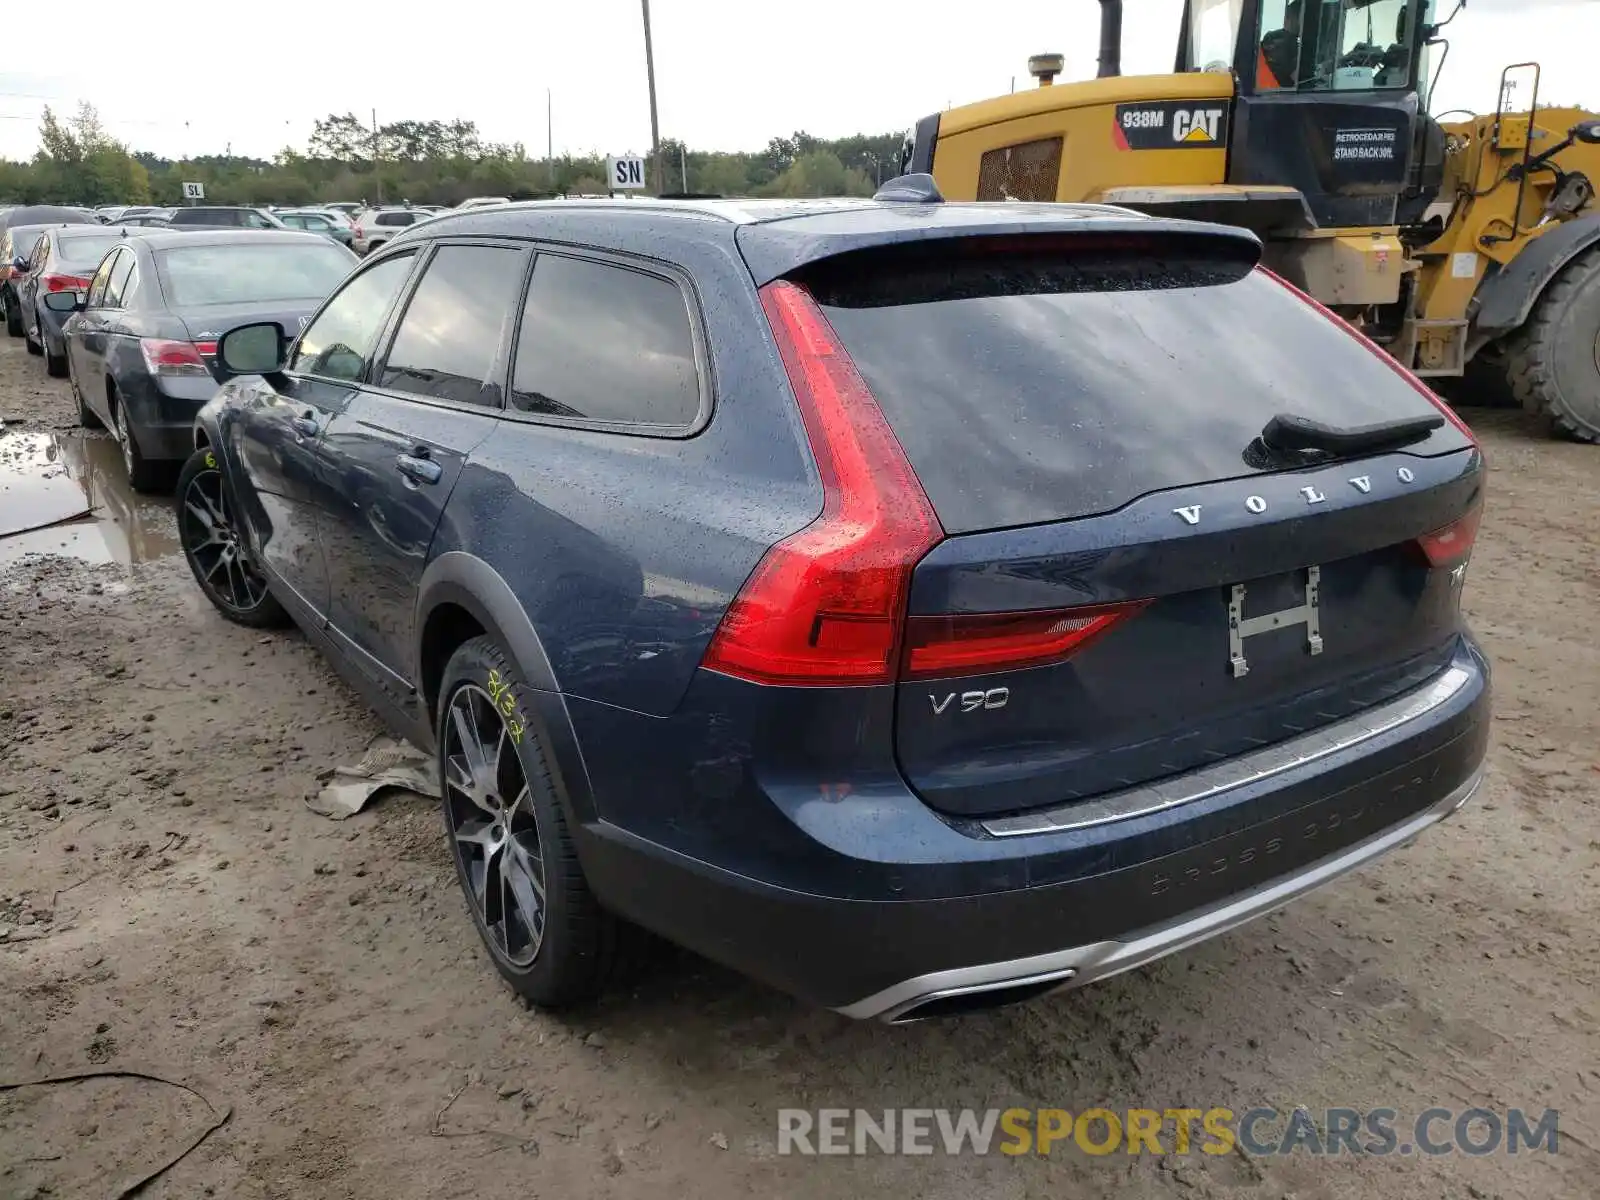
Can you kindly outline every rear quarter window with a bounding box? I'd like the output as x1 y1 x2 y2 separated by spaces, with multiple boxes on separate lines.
803 240 1467 533
509 253 701 431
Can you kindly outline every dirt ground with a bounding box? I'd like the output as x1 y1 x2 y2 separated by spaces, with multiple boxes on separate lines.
1 332 1597 1200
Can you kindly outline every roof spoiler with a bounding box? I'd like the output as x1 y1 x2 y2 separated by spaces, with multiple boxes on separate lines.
737 210 1263 287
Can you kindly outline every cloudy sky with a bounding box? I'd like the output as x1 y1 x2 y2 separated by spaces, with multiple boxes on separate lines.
0 0 1595 163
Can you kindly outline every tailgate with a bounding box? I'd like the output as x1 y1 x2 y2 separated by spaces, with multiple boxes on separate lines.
797 234 1481 819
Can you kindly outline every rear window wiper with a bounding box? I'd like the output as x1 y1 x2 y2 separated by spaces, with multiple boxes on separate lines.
1259 412 1445 459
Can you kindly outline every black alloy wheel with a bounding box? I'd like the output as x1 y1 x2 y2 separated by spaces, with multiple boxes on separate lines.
175 448 288 628
443 683 549 968
437 636 615 1008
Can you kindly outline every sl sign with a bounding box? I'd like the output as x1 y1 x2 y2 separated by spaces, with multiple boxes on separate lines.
182 181 205 200
607 155 647 190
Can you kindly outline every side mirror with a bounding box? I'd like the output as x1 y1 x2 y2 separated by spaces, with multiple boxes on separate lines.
1572 121 1600 146
217 322 286 377
11 256 28 273
43 290 85 313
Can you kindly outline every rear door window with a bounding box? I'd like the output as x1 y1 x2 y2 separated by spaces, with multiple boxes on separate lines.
290 252 416 381
86 252 116 307
509 254 701 430
103 250 135 307
377 243 527 407
804 240 1468 533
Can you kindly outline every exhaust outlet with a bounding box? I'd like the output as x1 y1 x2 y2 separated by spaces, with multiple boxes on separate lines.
883 969 1077 1024
1098 0 1123 78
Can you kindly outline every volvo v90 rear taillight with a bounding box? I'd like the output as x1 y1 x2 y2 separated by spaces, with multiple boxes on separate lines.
702 279 1153 687
701 280 945 686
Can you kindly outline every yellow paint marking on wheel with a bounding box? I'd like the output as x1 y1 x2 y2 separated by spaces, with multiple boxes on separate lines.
486 668 525 743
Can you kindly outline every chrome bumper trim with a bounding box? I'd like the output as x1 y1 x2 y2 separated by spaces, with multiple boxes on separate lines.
982 664 1474 838
840 766 1483 1023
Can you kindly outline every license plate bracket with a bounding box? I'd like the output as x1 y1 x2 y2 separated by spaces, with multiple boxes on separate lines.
1227 566 1322 678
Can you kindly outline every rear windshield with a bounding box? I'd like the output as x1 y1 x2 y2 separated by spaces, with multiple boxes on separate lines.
156 242 352 306
55 233 122 269
806 241 1466 533
5 226 45 255
172 209 229 224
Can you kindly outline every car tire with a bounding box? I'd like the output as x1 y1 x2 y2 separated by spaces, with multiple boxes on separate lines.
174 447 290 628
111 385 166 494
438 635 616 1010
45 337 68 378
2 288 20 338
23 306 42 356
71 372 102 429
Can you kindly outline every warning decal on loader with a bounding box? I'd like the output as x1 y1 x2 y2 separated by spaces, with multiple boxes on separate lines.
1113 101 1229 151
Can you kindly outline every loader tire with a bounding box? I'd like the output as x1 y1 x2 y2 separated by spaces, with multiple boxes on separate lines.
1505 248 1600 442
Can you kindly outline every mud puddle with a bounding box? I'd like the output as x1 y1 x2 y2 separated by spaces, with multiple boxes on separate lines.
0 426 180 570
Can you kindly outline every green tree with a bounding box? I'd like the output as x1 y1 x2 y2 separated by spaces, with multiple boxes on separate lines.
29 103 149 204
761 151 872 198
309 113 372 161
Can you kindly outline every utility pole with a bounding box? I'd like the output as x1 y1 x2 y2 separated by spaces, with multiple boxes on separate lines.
641 0 661 194
680 142 688 192
372 108 382 205
547 88 555 192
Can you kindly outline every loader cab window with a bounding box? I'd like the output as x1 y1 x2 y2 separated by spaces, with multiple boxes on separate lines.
1185 0 1245 74
1256 0 1426 93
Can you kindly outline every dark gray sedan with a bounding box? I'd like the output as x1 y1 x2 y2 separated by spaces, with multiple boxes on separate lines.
19 226 138 375
48 229 356 490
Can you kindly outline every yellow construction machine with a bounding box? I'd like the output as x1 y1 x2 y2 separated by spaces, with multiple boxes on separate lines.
899 0 1600 440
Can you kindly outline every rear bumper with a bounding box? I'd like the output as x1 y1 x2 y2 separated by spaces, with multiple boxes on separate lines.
119 372 218 461
841 765 1481 1021
573 639 1490 1017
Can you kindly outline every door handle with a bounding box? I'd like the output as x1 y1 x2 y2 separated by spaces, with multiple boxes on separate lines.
290 412 320 438
396 451 442 485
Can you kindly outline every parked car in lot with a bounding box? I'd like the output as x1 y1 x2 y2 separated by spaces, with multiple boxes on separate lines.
176 194 1489 1021
117 212 173 228
274 207 355 248
166 206 287 231
1 225 49 337
19 225 136 376
454 196 510 210
0 207 97 335
350 206 434 255
47 229 355 490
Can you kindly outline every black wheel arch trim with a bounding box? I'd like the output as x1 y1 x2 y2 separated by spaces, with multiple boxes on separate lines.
1471 214 1600 346
415 551 598 826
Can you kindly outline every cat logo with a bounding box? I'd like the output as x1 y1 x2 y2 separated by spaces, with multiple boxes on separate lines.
1114 101 1229 151
1172 108 1224 143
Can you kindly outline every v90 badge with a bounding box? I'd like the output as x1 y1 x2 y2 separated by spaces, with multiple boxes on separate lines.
930 688 1009 715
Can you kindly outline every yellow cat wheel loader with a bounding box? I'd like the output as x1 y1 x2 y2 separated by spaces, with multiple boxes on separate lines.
899 0 1600 441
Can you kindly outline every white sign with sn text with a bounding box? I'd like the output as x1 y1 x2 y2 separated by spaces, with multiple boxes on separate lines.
607 155 647 190
182 181 205 200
